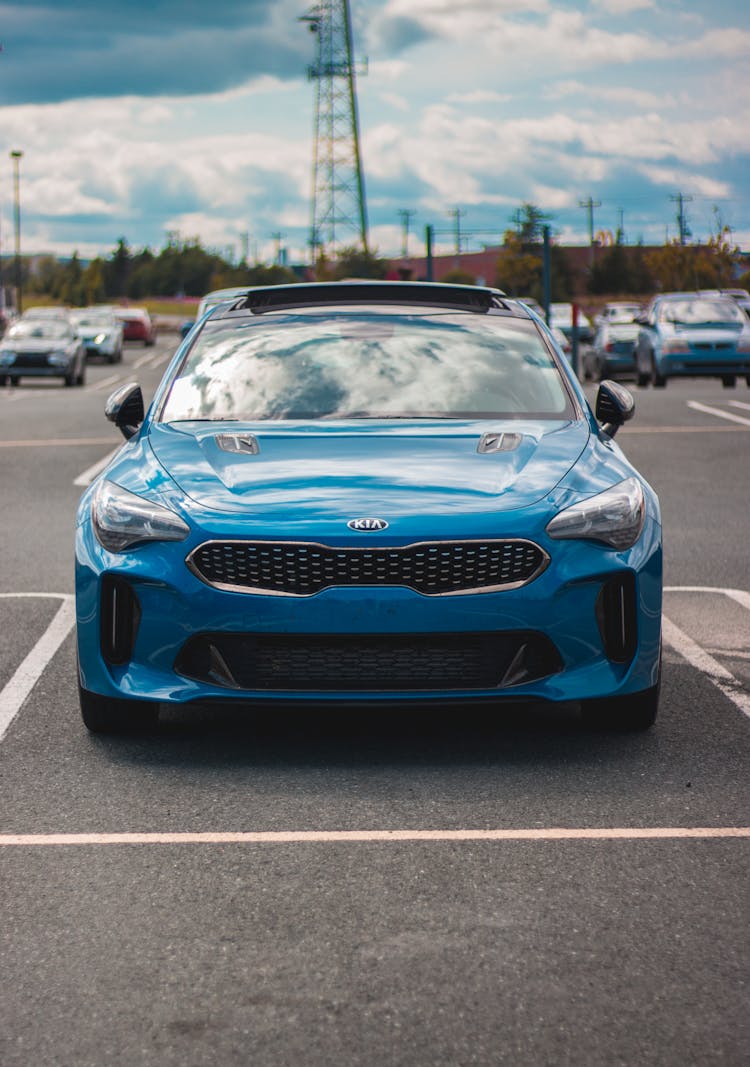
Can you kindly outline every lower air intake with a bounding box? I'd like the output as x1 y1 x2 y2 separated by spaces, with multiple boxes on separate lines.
174 631 563 692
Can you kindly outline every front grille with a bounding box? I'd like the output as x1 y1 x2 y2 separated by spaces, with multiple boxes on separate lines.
15 352 53 368
174 631 563 692
187 539 549 597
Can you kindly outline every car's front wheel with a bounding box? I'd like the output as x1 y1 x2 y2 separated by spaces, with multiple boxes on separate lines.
651 355 667 388
79 684 159 733
580 680 660 731
722 375 736 388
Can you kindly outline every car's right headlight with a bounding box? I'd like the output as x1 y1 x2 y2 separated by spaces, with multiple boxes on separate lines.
92 479 190 553
546 477 645 550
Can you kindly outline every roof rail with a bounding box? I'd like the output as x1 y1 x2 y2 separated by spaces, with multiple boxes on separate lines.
229 281 508 315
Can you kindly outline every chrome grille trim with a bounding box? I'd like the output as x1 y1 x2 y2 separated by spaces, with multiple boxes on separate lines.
186 538 550 597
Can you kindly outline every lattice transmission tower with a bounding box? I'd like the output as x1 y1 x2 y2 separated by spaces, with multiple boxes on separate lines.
301 1 369 258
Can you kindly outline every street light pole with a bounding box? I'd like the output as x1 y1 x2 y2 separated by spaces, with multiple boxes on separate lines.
10 151 23 314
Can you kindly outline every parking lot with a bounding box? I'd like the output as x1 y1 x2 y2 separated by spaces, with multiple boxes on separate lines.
0 334 748 1065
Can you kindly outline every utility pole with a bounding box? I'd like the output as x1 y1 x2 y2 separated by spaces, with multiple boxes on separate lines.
448 207 465 255
301 1 369 258
397 209 416 258
670 192 693 245
616 208 625 244
10 150 23 313
271 232 285 265
579 196 601 265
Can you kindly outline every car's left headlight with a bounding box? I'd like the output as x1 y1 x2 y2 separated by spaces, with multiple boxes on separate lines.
92 479 190 553
94 332 108 345
546 477 645 550
48 350 72 366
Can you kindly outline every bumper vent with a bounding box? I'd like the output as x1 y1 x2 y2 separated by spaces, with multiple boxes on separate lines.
174 631 563 692
100 575 141 665
596 573 637 664
187 539 549 597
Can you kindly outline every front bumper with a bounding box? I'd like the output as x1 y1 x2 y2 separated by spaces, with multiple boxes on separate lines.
76 518 663 707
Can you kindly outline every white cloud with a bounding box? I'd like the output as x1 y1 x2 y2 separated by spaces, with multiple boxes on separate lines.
591 0 654 14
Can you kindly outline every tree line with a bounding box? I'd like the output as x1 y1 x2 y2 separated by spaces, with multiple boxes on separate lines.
4 212 748 308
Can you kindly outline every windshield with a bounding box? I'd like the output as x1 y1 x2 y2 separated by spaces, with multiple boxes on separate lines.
659 299 745 326
7 321 72 341
72 313 115 327
160 311 574 422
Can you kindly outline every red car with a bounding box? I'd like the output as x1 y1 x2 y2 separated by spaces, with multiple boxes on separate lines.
115 307 156 346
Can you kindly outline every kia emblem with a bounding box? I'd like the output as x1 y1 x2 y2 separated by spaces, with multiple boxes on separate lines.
347 517 389 532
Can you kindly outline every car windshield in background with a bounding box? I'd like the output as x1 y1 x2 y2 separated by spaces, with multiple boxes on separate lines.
161 312 574 422
659 299 745 326
72 314 114 327
7 321 72 340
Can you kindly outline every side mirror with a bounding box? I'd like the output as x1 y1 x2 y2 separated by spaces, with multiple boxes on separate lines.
105 382 144 440
634 313 648 326
180 319 195 338
595 380 635 438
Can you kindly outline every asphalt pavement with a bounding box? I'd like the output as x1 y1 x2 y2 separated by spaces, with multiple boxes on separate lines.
0 339 748 1066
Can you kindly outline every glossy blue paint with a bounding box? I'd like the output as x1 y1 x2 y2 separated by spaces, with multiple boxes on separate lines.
75 288 662 717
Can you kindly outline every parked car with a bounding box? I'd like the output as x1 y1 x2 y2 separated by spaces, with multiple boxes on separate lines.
635 292 750 387
548 302 594 342
180 286 251 338
21 305 71 322
594 302 642 328
115 307 156 345
70 309 124 364
76 281 662 734
0 318 86 386
584 321 640 381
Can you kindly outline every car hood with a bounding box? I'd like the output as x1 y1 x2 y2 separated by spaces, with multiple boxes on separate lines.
147 419 590 518
660 322 744 340
3 338 72 353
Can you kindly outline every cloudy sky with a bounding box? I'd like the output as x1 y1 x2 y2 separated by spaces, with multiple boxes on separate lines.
1 0 748 264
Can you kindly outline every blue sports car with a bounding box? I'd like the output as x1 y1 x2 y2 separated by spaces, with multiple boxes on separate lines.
75 282 662 732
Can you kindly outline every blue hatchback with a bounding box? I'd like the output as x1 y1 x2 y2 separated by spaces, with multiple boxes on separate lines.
75 282 662 732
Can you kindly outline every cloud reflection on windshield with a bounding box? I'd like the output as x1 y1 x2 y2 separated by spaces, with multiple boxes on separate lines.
162 315 570 422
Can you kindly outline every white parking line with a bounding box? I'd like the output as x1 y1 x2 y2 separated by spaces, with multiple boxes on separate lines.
729 400 750 412
0 437 113 448
663 615 750 720
73 447 120 487
0 827 747 847
687 401 750 427
0 594 76 744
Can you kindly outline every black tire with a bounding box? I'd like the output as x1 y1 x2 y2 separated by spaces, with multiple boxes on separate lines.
721 375 736 388
636 371 650 388
76 364 86 386
79 684 159 734
64 373 75 387
10 377 20 387
746 375 750 387
0 375 7 386
651 354 667 388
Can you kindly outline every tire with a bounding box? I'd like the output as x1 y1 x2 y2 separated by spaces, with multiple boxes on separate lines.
636 371 650 388
79 684 159 734
76 363 86 386
64 372 75 387
10 377 20 387
580 681 660 731
721 375 736 388
651 354 667 388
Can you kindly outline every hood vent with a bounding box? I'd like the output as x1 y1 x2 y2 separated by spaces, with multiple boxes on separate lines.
214 432 260 455
477 432 522 454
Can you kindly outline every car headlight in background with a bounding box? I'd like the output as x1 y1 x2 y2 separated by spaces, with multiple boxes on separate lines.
546 477 645 550
94 333 108 345
92 480 190 553
48 350 72 366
